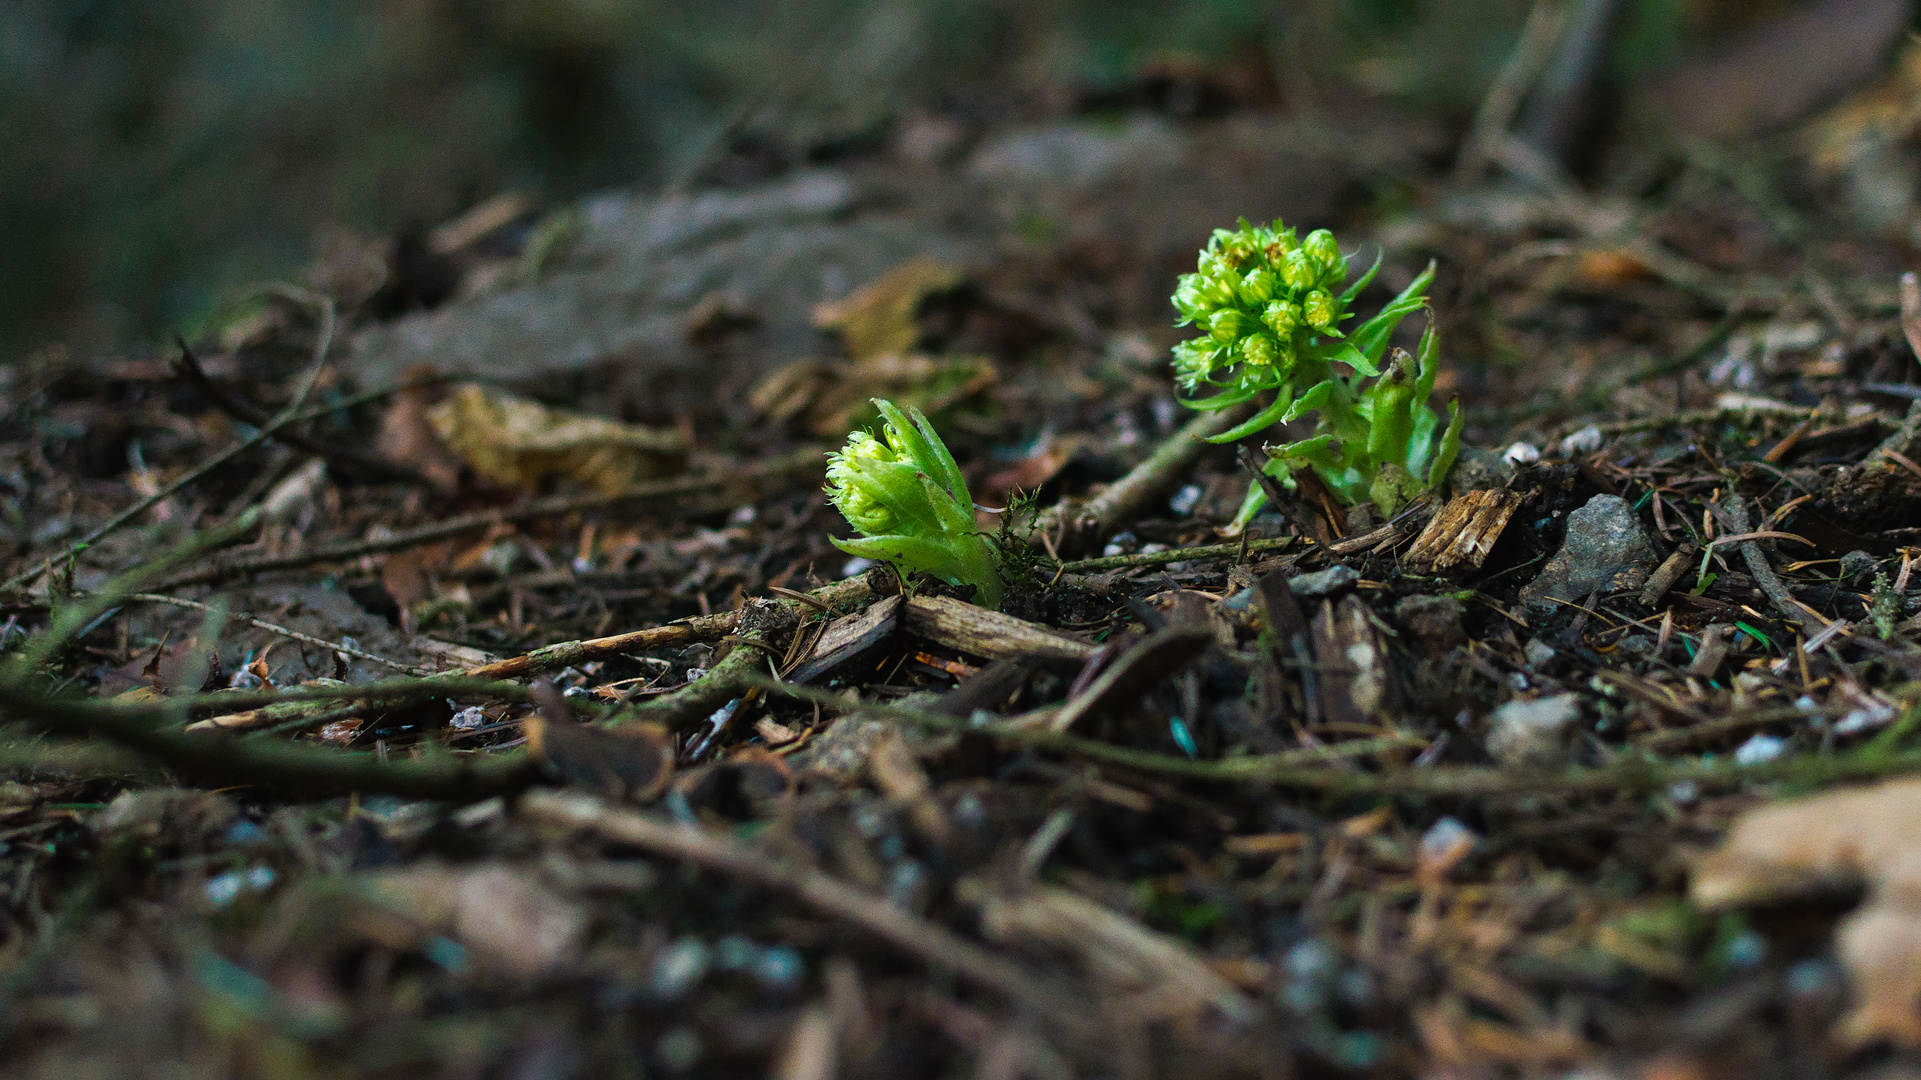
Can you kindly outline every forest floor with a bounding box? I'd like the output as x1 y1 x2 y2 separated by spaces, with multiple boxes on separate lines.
7 58 1921 1080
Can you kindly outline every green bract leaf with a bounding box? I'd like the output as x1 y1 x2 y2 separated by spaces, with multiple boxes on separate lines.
826 399 1004 607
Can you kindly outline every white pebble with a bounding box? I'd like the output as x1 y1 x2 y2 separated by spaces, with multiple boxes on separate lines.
1503 442 1541 466
1558 425 1603 456
1734 733 1788 766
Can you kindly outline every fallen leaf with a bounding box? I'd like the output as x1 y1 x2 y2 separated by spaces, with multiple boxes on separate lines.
750 352 997 437
811 256 965 363
426 383 687 495
1692 777 1921 1047
375 364 465 491
526 684 675 802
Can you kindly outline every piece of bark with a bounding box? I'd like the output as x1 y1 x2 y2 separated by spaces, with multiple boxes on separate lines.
1687 623 1730 678
788 595 902 684
1640 543 1698 607
1405 489 1523 573
902 595 1096 667
1311 594 1395 727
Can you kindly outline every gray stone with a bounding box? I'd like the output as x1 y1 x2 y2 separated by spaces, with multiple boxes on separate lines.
1519 494 1658 614
1444 445 1516 495
1485 694 1582 766
1288 564 1359 599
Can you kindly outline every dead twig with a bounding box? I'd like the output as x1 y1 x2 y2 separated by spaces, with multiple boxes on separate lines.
519 790 1088 1034
1030 406 1251 555
156 447 827 589
170 337 425 485
125 593 429 675
1724 496 1829 639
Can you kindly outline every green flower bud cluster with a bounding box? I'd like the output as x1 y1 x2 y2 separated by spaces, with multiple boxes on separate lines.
826 399 1003 607
1171 220 1350 394
1166 218 1461 526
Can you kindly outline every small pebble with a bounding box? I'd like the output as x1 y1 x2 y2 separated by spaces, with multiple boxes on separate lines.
450 706 487 731
841 556 874 577
1288 565 1358 598
1503 441 1541 466
1169 484 1203 514
655 1028 703 1073
648 938 711 1000
1558 425 1603 456
1734 733 1788 766
754 946 804 991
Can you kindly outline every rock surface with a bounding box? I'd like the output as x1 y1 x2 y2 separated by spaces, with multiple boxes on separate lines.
1519 494 1658 614
347 115 1438 423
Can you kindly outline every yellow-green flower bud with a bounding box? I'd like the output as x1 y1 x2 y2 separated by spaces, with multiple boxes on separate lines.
1171 339 1220 386
1262 299 1300 336
1241 333 1283 367
825 431 901 535
1208 308 1254 342
1303 229 1342 280
1281 250 1315 290
1238 266 1280 306
1304 289 1335 329
1172 275 1210 321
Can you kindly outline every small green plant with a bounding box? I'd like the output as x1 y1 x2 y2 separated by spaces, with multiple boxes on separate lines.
1169 217 1459 524
1263 322 1462 518
826 399 1003 607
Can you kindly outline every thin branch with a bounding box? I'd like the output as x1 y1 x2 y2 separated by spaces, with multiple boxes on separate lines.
156 447 828 589
170 337 425 484
126 593 429 675
0 682 536 799
1030 406 1251 555
519 790 1088 1035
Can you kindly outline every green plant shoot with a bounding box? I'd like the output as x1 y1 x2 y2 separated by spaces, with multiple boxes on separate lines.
1263 321 1463 519
1167 216 1457 525
825 398 1003 607
1172 219 1433 432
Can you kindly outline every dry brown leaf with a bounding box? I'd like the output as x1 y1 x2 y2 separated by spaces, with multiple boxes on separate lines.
426 383 687 495
357 863 585 978
526 684 675 802
975 433 1084 512
810 256 964 363
375 364 465 491
1692 777 1921 1047
750 352 996 437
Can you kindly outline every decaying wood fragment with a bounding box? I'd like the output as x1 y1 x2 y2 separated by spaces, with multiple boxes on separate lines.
1687 623 1729 677
902 595 1096 667
1405 488 1522 573
789 595 901 683
975 884 1255 1024
1639 542 1697 607
1311 594 1395 727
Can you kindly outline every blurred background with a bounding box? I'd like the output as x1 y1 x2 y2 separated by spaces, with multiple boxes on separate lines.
1 0 1914 363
